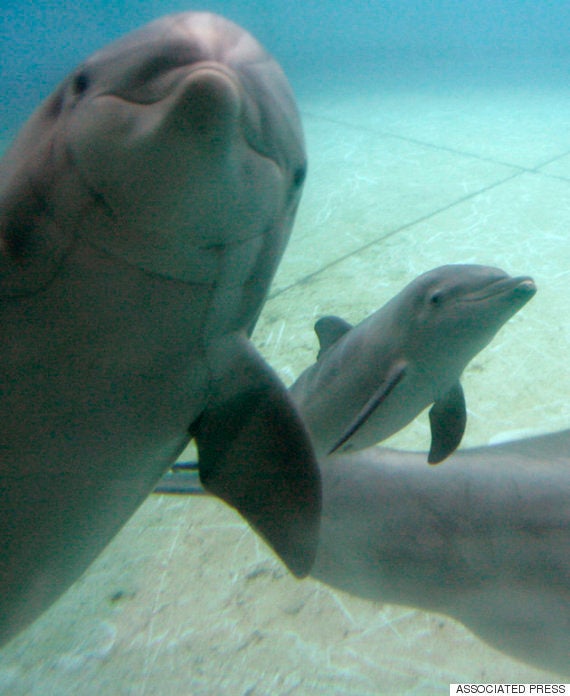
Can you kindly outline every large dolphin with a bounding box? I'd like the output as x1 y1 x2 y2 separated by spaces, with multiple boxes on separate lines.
0 12 320 647
289 265 536 461
156 430 570 676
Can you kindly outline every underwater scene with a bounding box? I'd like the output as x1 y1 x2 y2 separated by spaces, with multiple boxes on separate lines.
1 0 570 693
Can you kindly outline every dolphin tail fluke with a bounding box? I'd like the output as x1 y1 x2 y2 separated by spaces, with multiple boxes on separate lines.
428 381 467 464
193 333 321 578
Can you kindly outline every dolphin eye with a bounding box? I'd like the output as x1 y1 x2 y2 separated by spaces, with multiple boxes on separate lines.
72 71 90 96
429 291 443 305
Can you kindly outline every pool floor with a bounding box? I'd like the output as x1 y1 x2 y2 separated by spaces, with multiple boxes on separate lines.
1 79 569 694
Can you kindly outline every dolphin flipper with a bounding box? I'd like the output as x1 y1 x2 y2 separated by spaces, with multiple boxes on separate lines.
194 334 321 578
427 381 467 464
328 361 407 454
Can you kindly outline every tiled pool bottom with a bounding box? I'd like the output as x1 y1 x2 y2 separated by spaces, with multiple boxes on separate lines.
0 84 568 694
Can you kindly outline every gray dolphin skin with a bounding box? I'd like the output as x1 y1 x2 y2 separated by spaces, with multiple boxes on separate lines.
0 12 320 647
312 434 570 677
289 265 536 461
156 430 570 676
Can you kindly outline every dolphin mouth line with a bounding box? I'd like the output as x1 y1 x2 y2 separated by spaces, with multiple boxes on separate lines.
461 276 536 302
184 61 238 81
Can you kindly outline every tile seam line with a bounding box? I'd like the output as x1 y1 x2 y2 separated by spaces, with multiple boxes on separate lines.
301 110 570 175
301 110 523 169
268 170 523 302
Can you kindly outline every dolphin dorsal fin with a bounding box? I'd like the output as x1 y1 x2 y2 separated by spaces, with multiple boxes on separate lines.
314 316 353 360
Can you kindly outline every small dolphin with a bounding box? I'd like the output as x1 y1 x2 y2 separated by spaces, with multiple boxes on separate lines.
289 265 536 461
156 431 570 676
0 12 319 647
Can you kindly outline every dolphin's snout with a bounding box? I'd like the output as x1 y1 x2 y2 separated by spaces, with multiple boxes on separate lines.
512 276 537 300
464 274 536 303
168 65 242 139
497 275 537 308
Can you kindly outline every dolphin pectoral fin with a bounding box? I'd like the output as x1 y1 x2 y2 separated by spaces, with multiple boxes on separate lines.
428 382 467 464
314 316 353 359
329 361 407 454
193 334 321 578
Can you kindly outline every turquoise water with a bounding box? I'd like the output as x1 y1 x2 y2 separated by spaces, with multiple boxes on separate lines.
4 0 570 141
1 3 570 693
